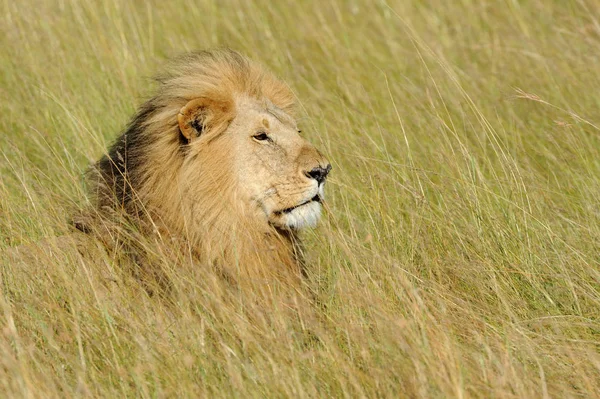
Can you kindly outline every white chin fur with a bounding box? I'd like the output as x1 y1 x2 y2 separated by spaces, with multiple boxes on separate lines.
282 201 322 230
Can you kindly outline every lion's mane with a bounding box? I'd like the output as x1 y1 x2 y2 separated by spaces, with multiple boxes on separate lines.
86 50 306 283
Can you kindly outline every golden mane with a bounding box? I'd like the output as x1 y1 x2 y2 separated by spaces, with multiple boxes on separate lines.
82 50 326 286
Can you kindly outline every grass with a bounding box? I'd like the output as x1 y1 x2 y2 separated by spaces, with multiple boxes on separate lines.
2 0 600 397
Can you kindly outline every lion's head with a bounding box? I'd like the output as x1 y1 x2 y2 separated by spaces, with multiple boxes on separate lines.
87 50 331 277
178 86 330 232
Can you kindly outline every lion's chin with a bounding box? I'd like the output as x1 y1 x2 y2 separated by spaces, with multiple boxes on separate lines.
271 201 322 230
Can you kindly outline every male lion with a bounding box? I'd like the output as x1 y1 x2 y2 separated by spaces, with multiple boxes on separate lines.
80 49 331 283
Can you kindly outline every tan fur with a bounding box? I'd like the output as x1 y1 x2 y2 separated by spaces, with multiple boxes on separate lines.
83 50 331 286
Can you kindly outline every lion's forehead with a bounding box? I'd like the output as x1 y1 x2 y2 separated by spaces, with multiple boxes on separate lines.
265 103 295 127
237 96 297 130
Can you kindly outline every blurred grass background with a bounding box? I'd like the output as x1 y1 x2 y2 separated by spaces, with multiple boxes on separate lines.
2 0 600 397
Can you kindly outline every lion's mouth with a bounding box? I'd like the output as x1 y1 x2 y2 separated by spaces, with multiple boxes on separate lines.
277 195 322 215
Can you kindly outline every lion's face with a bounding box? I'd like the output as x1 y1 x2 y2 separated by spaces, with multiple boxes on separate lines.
178 91 330 232
225 97 330 230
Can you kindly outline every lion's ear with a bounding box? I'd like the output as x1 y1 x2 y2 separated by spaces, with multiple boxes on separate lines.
178 98 234 142
178 98 209 141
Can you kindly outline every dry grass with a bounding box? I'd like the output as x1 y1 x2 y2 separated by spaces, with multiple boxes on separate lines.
2 0 600 397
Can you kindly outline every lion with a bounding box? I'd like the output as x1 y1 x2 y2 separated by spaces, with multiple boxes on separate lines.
78 49 331 284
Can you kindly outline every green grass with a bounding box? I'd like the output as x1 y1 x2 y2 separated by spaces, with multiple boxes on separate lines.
2 0 600 397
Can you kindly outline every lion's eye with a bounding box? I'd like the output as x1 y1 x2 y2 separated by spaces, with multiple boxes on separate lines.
253 132 270 141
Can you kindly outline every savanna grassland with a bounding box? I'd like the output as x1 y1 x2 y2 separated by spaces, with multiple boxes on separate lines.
2 0 600 397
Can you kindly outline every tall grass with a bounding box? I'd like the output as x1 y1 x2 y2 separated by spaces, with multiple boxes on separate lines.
2 0 600 397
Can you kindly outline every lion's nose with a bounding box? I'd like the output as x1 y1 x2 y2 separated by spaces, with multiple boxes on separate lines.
305 164 332 185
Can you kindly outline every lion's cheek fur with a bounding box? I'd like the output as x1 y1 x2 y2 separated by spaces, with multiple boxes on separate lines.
173 143 301 278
